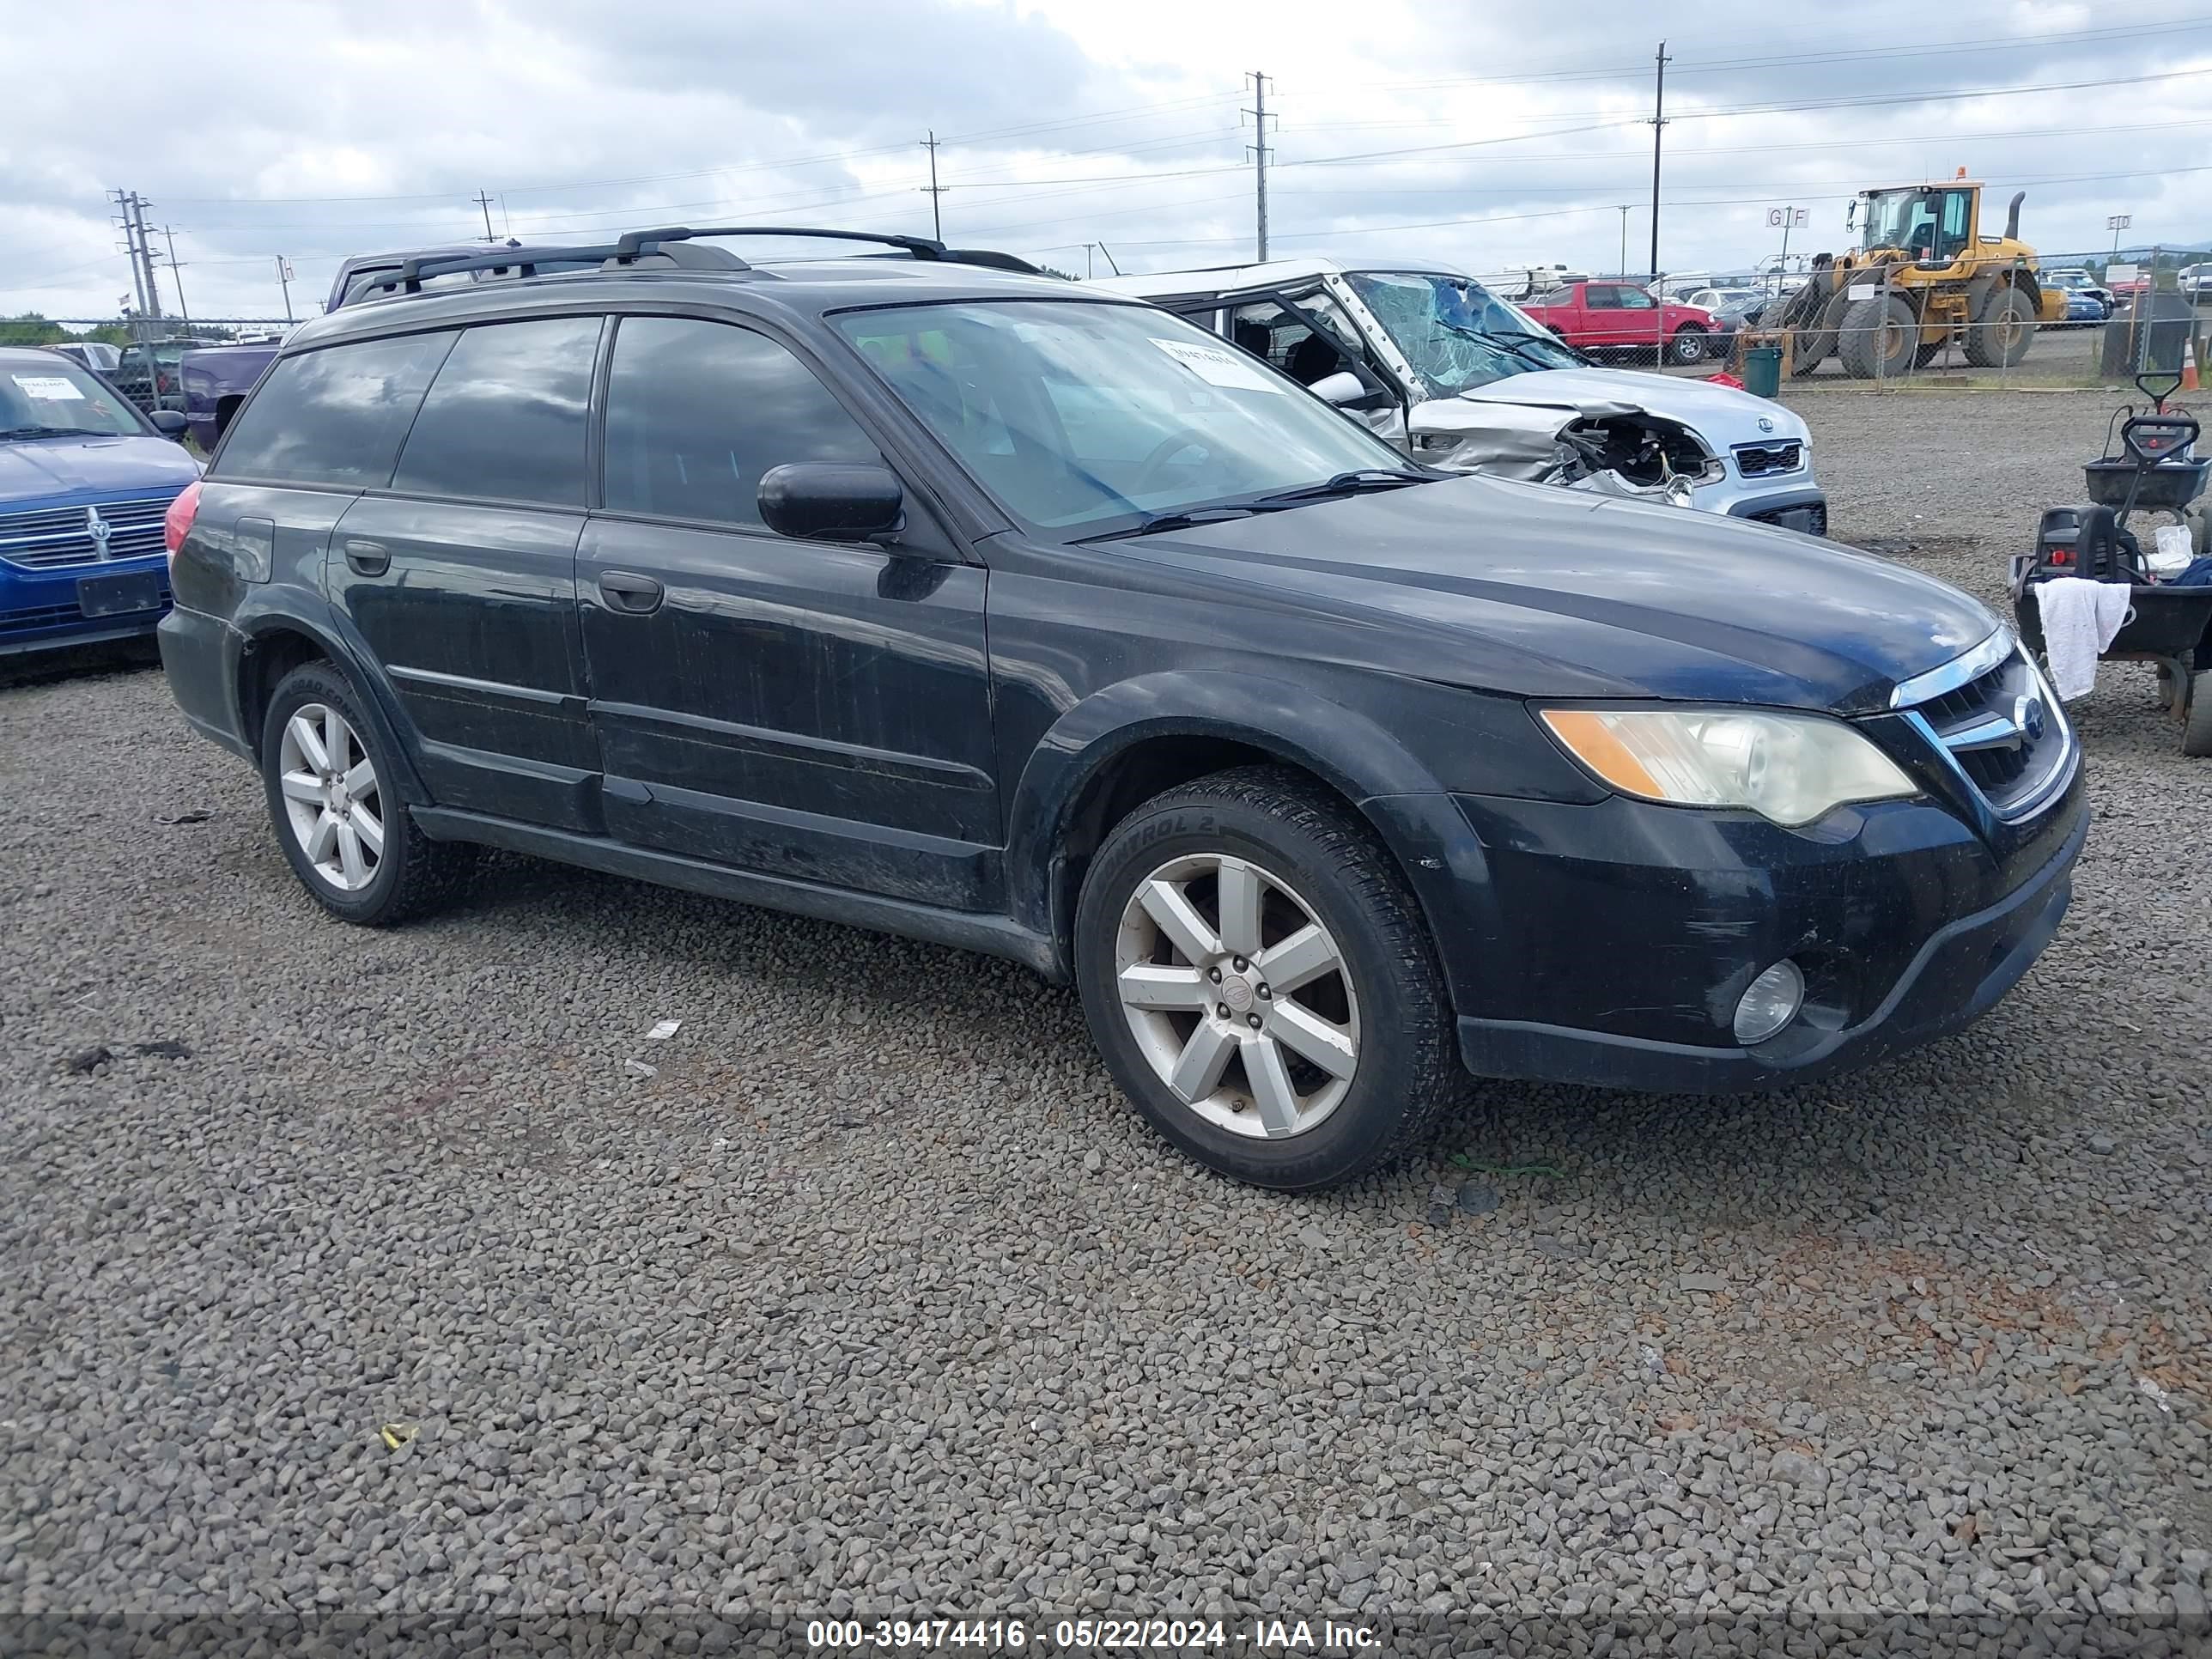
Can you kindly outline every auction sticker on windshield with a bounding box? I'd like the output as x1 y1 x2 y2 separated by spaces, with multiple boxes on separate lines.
11 375 87 400
1149 337 1282 392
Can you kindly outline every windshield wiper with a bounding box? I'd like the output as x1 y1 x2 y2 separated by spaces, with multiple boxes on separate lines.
1077 471 1435 542
1 425 113 441
1241 468 1435 507
1075 504 1262 543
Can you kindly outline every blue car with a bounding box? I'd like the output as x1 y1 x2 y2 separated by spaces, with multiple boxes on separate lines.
1 347 202 657
2063 290 2106 325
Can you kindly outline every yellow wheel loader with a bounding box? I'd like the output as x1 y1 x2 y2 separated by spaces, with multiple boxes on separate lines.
1743 175 2066 380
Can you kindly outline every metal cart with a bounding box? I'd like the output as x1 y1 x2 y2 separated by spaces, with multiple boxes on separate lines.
2012 384 2212 753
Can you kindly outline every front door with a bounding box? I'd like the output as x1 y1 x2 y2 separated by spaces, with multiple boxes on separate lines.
327 315 605 830
577 314 998 912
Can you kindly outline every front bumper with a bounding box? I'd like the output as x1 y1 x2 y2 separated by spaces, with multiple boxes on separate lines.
1407 775 2086 1095
0 552 172 657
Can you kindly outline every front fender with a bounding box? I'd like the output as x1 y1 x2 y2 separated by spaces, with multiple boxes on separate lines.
1003 670 1506 1010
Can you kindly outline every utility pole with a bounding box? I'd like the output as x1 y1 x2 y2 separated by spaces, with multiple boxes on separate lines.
1244 72 1273 262
109 189 150 319
473 190 497 242
1617 206 1630 278
276 256 295 323
131 194 163 319
158 225 190 325
1647 42 1669 284
112 191 163 321
920 132 946 240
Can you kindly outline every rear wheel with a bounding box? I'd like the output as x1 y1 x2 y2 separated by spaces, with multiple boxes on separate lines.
259 662 477 925
1073 766 1458 1190
2185 672 2212 757
1838 294 1920 380
1965 285 2036 368
1668 325 1710 366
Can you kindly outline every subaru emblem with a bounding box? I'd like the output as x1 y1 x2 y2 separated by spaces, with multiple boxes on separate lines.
1756 416 1776 433
2014 692 2045 742
85 506 112 561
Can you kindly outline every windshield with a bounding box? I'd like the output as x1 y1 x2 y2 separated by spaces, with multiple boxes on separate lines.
1343 270 1580 397
833 300 1411 535
0 359 146 438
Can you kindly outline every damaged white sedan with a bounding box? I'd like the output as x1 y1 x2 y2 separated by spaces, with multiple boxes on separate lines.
1095 258 1826 535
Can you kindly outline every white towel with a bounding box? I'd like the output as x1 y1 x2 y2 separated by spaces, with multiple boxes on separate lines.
2034 577 2134 702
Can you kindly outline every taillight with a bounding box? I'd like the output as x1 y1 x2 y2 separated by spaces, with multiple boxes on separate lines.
164 480 202 564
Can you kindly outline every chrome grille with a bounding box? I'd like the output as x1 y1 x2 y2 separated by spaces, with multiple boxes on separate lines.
0 495 179 570
1892 631 2074 821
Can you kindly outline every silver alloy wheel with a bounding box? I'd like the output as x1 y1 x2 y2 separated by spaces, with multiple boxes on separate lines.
276 702 384 893
1113 852 1360 1139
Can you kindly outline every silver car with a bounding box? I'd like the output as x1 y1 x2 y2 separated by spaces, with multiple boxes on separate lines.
1096 258 1826 535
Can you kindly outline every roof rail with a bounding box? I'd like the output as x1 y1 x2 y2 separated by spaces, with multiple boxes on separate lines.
365 242 632 296
611 225 947 262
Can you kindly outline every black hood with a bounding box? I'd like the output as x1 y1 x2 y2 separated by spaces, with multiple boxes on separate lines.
1121 475 1996 714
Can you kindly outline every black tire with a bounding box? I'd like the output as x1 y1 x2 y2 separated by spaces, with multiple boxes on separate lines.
1838 293 1920 380
1668 324 1710 366
1965 285 2036 368
2185 671 2212 758
1073 765 1459 1191
258 661 477 925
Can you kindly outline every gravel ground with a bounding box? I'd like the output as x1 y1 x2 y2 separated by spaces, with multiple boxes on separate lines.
5 392 2212 1655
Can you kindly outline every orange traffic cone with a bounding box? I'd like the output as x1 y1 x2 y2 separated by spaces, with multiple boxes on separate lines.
2185 336 2202 393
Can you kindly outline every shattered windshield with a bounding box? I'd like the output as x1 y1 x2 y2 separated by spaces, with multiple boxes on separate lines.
1345 270 1581 398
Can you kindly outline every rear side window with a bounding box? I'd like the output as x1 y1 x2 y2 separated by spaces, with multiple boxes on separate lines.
602 317 882 528
391 316 603 507
213 331 455 487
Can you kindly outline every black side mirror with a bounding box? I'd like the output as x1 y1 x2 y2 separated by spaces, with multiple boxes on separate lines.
758 462 904 542
149 409 189 440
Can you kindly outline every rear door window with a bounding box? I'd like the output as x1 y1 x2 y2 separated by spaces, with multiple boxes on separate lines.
214 331 456 487
390 316 604 507
1583 286 1619 309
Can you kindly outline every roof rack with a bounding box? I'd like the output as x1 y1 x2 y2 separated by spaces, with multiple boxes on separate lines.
365 242 628 295
359 228 1050 301
609 225 947 262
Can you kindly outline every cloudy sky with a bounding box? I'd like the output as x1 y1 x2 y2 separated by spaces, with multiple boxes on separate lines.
4 0 2209 325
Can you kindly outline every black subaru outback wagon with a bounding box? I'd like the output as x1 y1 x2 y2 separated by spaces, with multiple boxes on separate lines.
160 228 2086 1190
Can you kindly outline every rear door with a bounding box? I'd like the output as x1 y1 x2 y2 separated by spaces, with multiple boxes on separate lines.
326 315 605 830
576 313 997 911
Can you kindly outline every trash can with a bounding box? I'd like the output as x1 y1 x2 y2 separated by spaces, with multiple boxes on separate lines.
1741 345 1783 399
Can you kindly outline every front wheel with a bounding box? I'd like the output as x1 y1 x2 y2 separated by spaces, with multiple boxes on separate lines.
1073 766 1460 1190
1838 294 1920 380
259 661 477 925
1668 324 1710 366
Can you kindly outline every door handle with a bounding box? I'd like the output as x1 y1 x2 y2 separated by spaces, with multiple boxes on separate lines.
599 571 664 614
343 538 390 577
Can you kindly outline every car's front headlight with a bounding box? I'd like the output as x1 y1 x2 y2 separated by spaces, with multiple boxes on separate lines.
1539 707 1917 827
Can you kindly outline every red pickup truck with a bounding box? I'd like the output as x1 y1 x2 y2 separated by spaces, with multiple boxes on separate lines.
1516 280 1718 367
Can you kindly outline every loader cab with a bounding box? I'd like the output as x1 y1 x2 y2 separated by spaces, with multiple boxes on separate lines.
1856 185 1978 266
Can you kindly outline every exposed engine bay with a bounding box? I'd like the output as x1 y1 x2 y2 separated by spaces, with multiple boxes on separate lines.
1412 392 1721 504
1548 412 1718 495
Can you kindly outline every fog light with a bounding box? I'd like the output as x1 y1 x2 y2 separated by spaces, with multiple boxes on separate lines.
1733 959 1805 1044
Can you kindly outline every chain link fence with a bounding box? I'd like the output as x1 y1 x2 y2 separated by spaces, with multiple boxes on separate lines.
1530 253 2209 397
